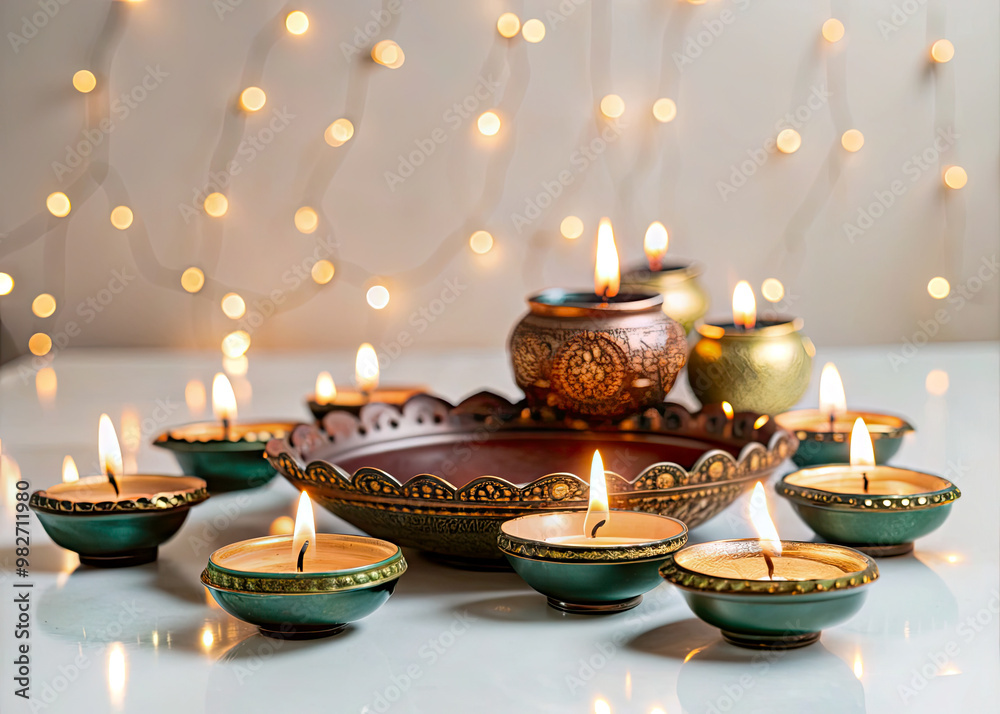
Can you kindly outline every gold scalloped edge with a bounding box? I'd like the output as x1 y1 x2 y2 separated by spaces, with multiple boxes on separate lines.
660 554 879 595
201 556 406 594
29 487 209 514
777 481 960 512
498 531 688 563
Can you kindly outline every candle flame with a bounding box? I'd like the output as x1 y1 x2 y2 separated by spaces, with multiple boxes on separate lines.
292 491 316 570
583 450 610 538
753 415 769 429
594 218 620 299
721 401 734 420
212 373 237 423
732 281 756 329
316 371 337 402
853 651 864 680
643 221 668 271
850 417 876 467
98 414 124 483
355 343 379 393
62 455 79 483
749 481 782 558
819 362 847 418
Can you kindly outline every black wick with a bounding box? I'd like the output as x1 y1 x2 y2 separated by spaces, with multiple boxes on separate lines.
828 413 835 434
296 540 310 573
107 472 120 497
762 550 775 581
222 417 231 441
589 520 607 538
862 472 869 494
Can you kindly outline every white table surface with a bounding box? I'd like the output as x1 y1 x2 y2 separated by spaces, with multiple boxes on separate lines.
1 343 997 714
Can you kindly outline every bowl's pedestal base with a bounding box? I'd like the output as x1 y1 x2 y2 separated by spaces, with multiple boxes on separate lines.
852 542 914 558
80 547 157 568
721 630 821 650
259 624 348 640
547 595 642 615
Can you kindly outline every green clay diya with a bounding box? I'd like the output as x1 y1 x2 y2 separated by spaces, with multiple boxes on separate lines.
777 416 959 556
498 451 688 614
202 494 406 639
661 538 879 649
775 363 914 467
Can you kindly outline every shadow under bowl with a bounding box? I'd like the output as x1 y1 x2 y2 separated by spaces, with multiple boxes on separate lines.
498 511 688 614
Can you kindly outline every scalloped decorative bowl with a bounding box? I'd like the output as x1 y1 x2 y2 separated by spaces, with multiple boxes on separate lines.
202 534 406 639
661 539 879 649
153 421 298 492
265 393 797 566
774 409 914 467
498 510 688 613
29 475 209 567
777 466 961 556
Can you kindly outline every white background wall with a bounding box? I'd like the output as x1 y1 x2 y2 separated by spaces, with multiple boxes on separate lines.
1 0 997 368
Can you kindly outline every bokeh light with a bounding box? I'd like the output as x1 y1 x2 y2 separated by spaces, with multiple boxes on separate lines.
652 98 677 123
497 13 521 38
560 215 584 240
930 39 955 63
311 260 335 284
600 94 625 119
221 293 246 319
324 118 354 146
477 111 501 136
469 230 494 254
294 206 319 234
521 19 545 43
841 129 864 152
761 278 785 303
72 70 97 93
776 129 801 154
46 192 71 217
29 333 52 356
927 276 950 299
943 166 967 189
285 10 309 35
221 330 251 358
925 369 949 396
32 293 56 318
0 273 12 296
821 19 845 43
110 205 134 230
239 86 267 112
366 285 390 310
203 192 228 217
181 267 205 293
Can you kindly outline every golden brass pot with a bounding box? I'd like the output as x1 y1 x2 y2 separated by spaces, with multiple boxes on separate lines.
508 289 688 420
621 262 710 335
686 318 814 414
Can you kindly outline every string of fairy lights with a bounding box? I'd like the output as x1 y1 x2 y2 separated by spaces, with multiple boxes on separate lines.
0 2 968 369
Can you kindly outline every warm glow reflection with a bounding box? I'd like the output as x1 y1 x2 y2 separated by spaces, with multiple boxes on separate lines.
99 414 124 482
185 379 207 416
316 372 336 402
477 111 501 136
62 455 79 483
36 367 57 406
644 221 668 270
560 215 584 239
600 94 625 119
270 515 295 536
819 362 847 418
776 128 801 154
121 409 141 473
749 482 782 557
200 626 214 650
594 218 620 299
223 355 248 377
584 450 610 538
1 442 21 519
356 343 379 393
285 10 309 34
212 373 237 423
221 330 251 358
107 643 126 708
239 86 266 112
594 699 611 714
925 369 949 396
366 285 390 310
946 553 961 564
849 417 875 468
853 651 863 679
292 491 317 570
497 12 520 38
732 281 756 329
